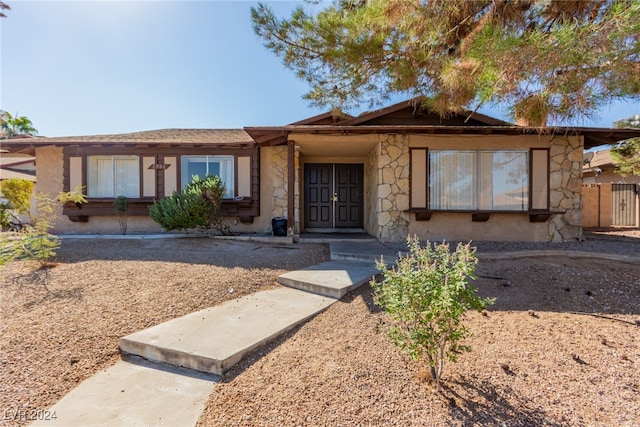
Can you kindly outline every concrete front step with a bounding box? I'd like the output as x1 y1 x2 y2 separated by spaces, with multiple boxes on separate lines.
329 241 398 263
277 260 382 298
119 287 335 375
31 358 217 427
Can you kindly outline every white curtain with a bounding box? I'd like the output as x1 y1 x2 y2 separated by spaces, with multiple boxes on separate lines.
429 150 528 211
88 156 139 198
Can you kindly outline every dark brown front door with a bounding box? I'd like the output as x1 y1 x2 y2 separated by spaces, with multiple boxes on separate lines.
305 164 363 229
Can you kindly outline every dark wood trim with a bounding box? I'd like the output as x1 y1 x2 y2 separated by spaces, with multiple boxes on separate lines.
426 147 430 209
63 146 260 223
287 139 295 233
406 208 561 223
529 147 551 212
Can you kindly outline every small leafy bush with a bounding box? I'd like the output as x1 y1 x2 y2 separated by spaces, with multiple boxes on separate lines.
0 201 11 228
372 236 494 389
1 178 34 214
149 175 230 234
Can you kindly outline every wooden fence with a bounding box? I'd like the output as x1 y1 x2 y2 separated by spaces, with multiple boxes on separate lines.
582 183 639 228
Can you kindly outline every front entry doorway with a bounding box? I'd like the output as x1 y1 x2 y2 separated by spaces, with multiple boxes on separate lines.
304 163 363 229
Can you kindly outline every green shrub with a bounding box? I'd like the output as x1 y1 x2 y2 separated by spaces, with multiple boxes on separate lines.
149 175 230 234
0 201 11 228
372 236 494 389
1 178 34 214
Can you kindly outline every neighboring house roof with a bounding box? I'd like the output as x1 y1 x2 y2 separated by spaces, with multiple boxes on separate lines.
0 129 255 152
245 98 640 148
584 149 615 170
0 152 35 168
0 168 36 182
0 152 36 182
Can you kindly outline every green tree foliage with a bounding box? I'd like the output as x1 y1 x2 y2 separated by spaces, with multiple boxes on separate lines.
252 0 640 126
0 2 9 18
612 115 640 176
1 178 34 215
0 110 38 138
611 138 640 176
57 185 88 206
372 237 494 389
149 175 231 234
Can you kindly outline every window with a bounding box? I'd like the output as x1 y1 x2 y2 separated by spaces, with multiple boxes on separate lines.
429 150 528 211
87 155 140 198
181 155 234 198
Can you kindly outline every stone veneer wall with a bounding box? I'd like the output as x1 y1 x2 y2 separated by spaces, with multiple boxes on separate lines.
364 144 379 236
376 134 410 242
271 146 288 220
548 136 583 242
270 145 300 234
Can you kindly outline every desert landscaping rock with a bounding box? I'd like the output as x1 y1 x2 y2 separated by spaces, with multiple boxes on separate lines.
1 234 639 426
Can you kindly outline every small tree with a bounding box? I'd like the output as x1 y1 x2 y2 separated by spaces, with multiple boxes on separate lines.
372 236 494 389
149 175 231 235
0 189 87 291
114 196 128 235
1 178 34 215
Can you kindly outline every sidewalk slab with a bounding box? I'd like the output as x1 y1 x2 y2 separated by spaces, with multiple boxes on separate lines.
277 260 380 298
120 287 335 375
31 358 216 427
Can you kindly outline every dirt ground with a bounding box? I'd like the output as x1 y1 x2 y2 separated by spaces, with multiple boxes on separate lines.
1 235 639 427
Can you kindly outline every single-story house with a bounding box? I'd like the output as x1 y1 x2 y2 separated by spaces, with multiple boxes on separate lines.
3 99 639 242
582 148 639 228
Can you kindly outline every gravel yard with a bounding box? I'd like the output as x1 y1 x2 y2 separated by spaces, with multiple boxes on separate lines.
0 237 329 427
1 233 639 427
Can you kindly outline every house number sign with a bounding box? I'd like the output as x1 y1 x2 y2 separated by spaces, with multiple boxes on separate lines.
148 163 171 170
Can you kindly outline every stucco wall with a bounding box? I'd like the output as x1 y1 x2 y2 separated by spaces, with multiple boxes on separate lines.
584 170 640 185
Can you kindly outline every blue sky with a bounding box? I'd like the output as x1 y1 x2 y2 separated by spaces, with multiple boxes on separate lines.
1 1 638 137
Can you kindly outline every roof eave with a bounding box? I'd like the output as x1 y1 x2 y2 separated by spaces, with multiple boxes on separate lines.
244 125 640 148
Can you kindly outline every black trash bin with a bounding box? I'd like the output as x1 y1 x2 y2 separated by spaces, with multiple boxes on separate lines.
272 217 287 236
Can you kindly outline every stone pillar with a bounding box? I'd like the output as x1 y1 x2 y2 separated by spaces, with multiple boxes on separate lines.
271 146 288 220
293 145 301 234
548 136 583 242
376 134 410 242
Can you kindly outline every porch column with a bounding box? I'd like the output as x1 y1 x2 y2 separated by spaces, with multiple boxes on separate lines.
287 138 295 234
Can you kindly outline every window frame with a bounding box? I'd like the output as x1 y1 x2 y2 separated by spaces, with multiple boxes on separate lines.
179 155 236 199
86 154 142 199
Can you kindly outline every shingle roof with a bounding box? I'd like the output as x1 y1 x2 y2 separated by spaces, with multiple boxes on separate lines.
0 129 255 150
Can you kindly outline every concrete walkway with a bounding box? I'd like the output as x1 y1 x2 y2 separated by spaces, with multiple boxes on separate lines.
33 238 392 427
